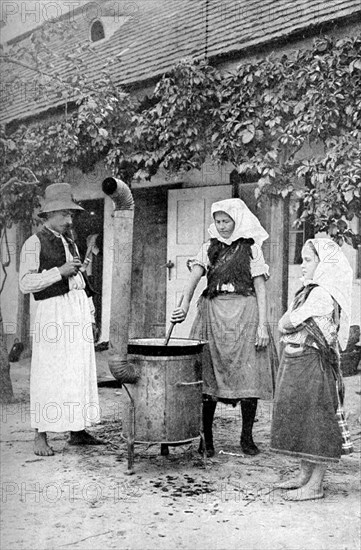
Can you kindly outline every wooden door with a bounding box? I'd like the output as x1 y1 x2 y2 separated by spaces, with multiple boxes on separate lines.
73 199 104 336
130 187 168 339
166 186 232 338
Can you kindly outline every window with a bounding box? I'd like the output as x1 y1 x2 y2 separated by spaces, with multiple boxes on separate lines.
90 20 105 42
289 200 314 264
229 169 259 215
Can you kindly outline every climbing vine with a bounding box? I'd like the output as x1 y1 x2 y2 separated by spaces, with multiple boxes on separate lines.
210 35 361 246
132 35 361 246
1 32 360 244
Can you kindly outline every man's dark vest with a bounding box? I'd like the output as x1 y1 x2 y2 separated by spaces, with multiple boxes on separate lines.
33 227 70 301
33 227 95 301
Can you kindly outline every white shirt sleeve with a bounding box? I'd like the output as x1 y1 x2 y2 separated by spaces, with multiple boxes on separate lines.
186 242 209 274
250 244 270 279
289 286 334 327
19 235 62 294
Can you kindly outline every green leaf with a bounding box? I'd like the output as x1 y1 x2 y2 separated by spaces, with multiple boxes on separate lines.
241 126 255 144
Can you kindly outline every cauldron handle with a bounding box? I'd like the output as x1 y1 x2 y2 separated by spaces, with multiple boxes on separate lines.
164 294 184 346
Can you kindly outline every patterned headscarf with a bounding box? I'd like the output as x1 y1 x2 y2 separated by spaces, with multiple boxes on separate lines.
208 198 269 246
304 238 353 350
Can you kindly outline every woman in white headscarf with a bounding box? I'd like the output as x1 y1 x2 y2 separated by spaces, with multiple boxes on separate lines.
171 198 278 457
270 238 353 501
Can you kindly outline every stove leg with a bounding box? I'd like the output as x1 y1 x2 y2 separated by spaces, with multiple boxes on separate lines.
160 444 169 456
124 384 135 475
200 431 207 467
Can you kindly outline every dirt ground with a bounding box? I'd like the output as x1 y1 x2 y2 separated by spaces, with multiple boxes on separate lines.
1 352 360 550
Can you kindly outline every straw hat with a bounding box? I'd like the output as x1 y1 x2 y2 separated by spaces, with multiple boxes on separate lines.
38 183 84 217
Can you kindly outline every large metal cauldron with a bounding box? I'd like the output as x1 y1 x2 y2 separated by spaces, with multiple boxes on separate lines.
122 338 206 446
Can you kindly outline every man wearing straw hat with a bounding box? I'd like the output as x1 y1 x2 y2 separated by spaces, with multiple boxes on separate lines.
19 183 103 456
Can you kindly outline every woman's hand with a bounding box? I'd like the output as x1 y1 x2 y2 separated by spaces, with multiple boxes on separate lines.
253 275 270 350
255 324 270 350
170 305 189 324
169 266 203 324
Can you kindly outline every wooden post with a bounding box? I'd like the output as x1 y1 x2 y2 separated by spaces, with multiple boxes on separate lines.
259 194 289 350
0 308 14 403
16 222 32 356
236 182 290 347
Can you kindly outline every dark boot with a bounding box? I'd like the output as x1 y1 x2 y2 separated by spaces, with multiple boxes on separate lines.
240 398 260 455
198 398 217 458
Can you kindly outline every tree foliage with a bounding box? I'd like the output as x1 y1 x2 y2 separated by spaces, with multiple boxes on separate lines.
129 60 222 178
1 31 360 247
132 35 361 246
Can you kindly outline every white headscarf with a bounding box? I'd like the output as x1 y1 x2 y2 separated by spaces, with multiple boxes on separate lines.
305 238 353 350
208 198 269 246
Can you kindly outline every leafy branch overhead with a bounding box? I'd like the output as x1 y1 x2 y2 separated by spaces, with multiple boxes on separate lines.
1 29 360 246
210 35 361 246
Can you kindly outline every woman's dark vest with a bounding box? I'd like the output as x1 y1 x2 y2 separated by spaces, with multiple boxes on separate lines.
203 237 255 299
33 227 93 301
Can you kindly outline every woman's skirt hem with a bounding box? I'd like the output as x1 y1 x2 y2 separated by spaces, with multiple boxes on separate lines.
270 447 340 464
205 391 273 401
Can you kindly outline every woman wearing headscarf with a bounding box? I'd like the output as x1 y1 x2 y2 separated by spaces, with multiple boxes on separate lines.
270 238 353 501
171 198 278 457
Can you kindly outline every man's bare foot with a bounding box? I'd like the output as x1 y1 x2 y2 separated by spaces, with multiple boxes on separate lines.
68 430 104 446
34 432 54 456
283 485 324 501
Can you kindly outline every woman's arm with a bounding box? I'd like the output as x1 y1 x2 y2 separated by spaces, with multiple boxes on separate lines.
170 264 204 323
278 287 334 334
278 310 299 333
253 275 270 348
